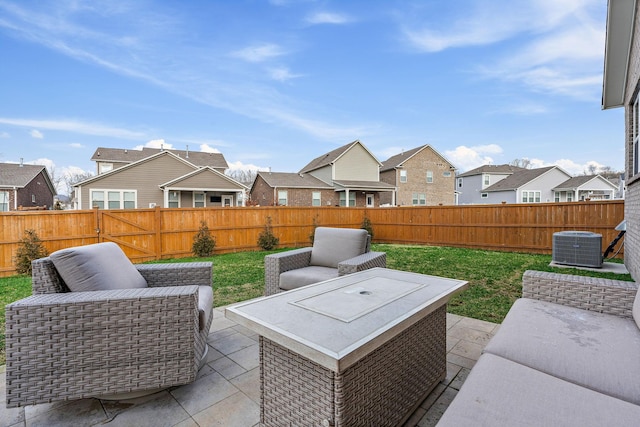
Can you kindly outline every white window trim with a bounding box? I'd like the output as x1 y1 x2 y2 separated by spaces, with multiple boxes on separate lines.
168 190 180 208
426 171 433 183
457 178 463 188
193 192 206 208
412 193 426 205
91 189 137 209
312 191 321 206
481 193 488 198
339 192 356 207
482 174 490 188
0 190 9 212
400 170 407 183
522 190 541 203
278 190 288 206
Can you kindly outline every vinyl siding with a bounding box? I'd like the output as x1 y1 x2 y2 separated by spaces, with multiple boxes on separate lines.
334 145 379 181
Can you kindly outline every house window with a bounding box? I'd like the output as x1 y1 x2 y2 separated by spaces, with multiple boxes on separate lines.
412 193 426 205
168 191 180 208
312 192 321 206
483 174 490 187
481 193 488 198
522 191 541 203
443 171 452 177
554 193 560 202
339 192 356 207
31 194 36 203
457 178 463 188
567 192 573 202
194 193 205 208
98 163 113 174
426 171 433 183
278 190 288 206
92 190 136 209
0 191 8 211
400 170 407 183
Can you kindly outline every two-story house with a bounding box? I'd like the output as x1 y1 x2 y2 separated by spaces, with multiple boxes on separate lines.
74 148 247 209
249 140 396 207
602 0 640 282
0 162 56 211
458 165 573 205
456 164 527 204
379 145 456 206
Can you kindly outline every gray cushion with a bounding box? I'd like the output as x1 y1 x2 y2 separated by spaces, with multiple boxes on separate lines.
279 266 339 291
309 227 368 268
438 353 640 427
483 298 640 405
50 242 147 292
198 285 214 331
633 286 640 330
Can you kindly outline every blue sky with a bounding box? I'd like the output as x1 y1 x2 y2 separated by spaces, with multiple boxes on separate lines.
0 0 624 191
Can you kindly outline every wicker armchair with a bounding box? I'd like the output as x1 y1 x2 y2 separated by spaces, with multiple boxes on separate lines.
264 227 386 296
5 244 213 408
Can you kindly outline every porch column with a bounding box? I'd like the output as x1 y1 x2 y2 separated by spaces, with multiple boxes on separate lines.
345 189 350 207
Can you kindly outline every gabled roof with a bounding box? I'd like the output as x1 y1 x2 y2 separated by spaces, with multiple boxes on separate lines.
160 166 248 190
254 172 334 189
484 166 559 192
299 140 381 174
554 175 618 191
0 163 56 193
76 150 197 186
458 164 526 178
380 145 455 172
602 0 636 109
91 147 228 169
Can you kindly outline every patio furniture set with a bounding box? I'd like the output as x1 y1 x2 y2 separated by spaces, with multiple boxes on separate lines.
6 226 637 426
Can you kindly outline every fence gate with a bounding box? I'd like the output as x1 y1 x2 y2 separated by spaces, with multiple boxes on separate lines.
98 210 159 262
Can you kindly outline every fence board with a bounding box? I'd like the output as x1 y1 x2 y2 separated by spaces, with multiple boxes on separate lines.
0 201 625 277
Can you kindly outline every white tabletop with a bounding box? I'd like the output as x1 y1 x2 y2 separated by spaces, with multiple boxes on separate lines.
225 268 468 371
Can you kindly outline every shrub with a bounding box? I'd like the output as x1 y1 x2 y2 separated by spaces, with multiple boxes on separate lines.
14 229 48 275
192 221 216 257
361 216 374 240
257 216 279 250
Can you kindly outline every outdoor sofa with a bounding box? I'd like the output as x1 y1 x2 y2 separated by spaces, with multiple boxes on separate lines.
437 270 640 426
5 242 213 408
264 226 386 296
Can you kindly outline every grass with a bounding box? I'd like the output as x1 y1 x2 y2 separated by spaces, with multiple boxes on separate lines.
0 244 633 366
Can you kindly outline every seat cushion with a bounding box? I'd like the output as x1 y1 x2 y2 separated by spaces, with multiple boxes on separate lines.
50 242 147 292
309 227 368 268
438 353 640 427
198 285 214 331
279 266 339 291
483 298 640 405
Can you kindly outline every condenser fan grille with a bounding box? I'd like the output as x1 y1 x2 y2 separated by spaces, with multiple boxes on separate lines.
552 231 602 268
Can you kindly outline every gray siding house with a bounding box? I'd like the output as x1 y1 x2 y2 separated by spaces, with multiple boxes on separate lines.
456 165 527 204
602 0 640 282
480 166 572 204
74 150 247 209
553 175 619 202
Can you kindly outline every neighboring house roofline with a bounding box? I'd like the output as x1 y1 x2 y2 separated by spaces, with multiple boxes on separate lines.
250 171 334 192
75 151 197 187
380 144 455 172
602 0 636 109
299 140 382 174
90 146 229 169
553 175 619 191
458 164 527 178
333 180 396 191
483 166 570 192
0 163 56 194
159 166 248 190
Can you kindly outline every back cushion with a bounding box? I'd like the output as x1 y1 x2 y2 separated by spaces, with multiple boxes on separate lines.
310 227 368 268
633 286 640 330
50 242 147 292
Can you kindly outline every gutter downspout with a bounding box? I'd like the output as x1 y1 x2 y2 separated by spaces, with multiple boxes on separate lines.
13 186 17 210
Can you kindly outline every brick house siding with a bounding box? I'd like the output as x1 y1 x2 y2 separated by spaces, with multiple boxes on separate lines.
250 175 338 207
623 3 640 282
16 171 54 209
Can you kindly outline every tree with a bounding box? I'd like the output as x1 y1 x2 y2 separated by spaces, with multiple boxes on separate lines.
226 169 258 186
63 171 95 196
509 158 532 169
192 221 216 257
14 229 48 275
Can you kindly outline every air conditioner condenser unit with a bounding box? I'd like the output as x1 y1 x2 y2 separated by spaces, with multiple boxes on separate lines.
552 231 603 268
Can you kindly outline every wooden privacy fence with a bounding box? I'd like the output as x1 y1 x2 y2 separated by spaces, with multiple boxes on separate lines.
0 201 625 277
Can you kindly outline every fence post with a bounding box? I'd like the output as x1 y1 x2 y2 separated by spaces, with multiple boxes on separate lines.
154 206 162 260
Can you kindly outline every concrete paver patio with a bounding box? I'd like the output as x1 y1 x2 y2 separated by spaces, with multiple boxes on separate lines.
1 308 499 427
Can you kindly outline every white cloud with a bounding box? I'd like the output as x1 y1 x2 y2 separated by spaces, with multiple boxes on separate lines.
134 139 172 150
306 12 351 25
0 131 10 138
227 160 266 171
0 117 145 139
231 43 286 63
30 129 43 138
268 67 302 82
445 144 503 172
69 143 84 148
199 143 220 153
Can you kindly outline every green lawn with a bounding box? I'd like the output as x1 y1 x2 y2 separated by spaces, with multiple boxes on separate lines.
0 244 633 366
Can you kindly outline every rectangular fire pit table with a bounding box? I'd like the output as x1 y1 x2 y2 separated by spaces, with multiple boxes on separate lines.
225 267 468 427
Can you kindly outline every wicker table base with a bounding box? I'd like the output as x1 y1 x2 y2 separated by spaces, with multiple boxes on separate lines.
259 305 447 427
